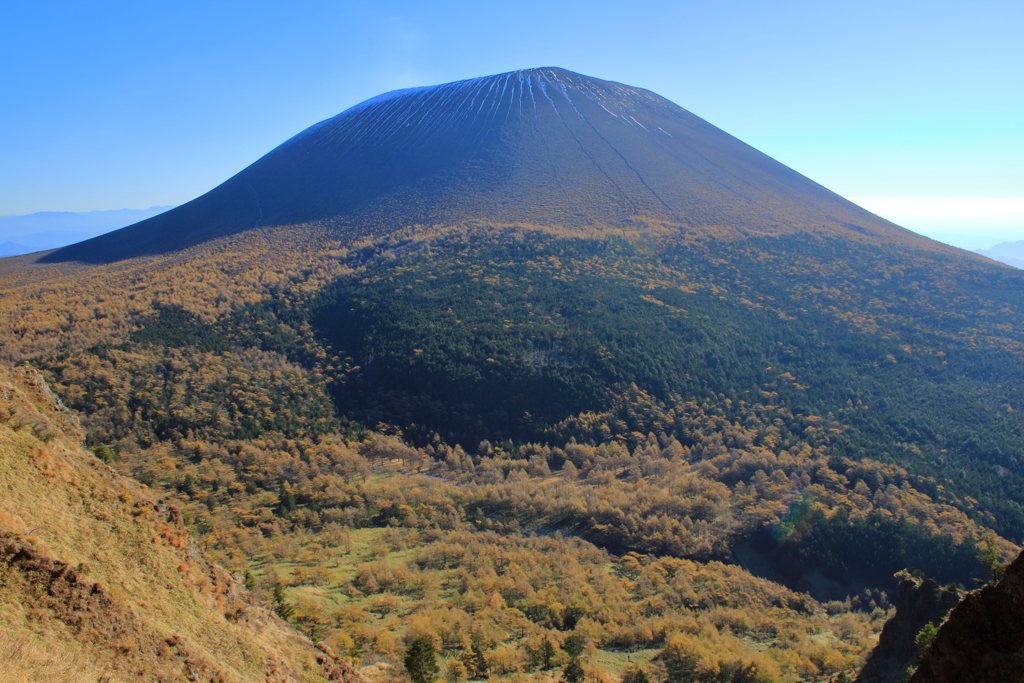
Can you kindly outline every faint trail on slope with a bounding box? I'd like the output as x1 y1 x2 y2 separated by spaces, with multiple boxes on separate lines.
584 118 673 211
245 181 275 270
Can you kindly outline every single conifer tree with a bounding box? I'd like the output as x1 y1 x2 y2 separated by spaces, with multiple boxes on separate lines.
562 658 584 683
271 583 294 620
404 636 439 683
468 636 489 679
562 635 585 658
541 637 556 670
279 483 297 516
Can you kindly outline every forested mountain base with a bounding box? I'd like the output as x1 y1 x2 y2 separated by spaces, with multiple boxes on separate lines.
2 221 1023 682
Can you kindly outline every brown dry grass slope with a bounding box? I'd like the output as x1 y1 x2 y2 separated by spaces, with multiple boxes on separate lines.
0 363 365 683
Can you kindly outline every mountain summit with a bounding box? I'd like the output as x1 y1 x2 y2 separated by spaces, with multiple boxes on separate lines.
44 67 912 263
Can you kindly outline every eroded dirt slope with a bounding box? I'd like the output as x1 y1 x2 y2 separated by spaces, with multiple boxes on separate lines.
0 364 363 683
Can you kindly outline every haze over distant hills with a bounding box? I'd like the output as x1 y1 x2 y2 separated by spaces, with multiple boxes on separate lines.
0 206 173 256
976 241 1024 269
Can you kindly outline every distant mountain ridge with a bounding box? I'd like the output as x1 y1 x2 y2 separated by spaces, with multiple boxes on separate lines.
43 67 927 264
0 206 173 256
976 240 1024 269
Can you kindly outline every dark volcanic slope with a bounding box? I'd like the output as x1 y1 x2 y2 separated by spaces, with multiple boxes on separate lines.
45 67 914 263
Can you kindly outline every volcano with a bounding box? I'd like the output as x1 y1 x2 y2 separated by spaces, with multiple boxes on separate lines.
13 67 1024 593
44 67 919 264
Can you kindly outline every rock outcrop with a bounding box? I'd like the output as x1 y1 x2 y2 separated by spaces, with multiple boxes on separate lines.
910 551 1024 683
855 576 962 683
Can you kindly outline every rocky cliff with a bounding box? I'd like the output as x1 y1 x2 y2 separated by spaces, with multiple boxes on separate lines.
910 551 1024 682
855 576 962 683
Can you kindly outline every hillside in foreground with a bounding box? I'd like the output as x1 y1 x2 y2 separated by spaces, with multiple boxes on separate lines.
0 361 897 683
0 363 360 682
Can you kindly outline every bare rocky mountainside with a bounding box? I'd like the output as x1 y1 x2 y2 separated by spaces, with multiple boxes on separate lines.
2 68 1024 682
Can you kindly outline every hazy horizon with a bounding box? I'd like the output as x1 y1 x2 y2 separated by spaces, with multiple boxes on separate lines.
2 200 1017 256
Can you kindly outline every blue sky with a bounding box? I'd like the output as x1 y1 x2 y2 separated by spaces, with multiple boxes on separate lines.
1 0 1021 249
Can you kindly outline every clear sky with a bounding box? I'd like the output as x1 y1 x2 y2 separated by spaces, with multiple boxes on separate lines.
1 0 1021 249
